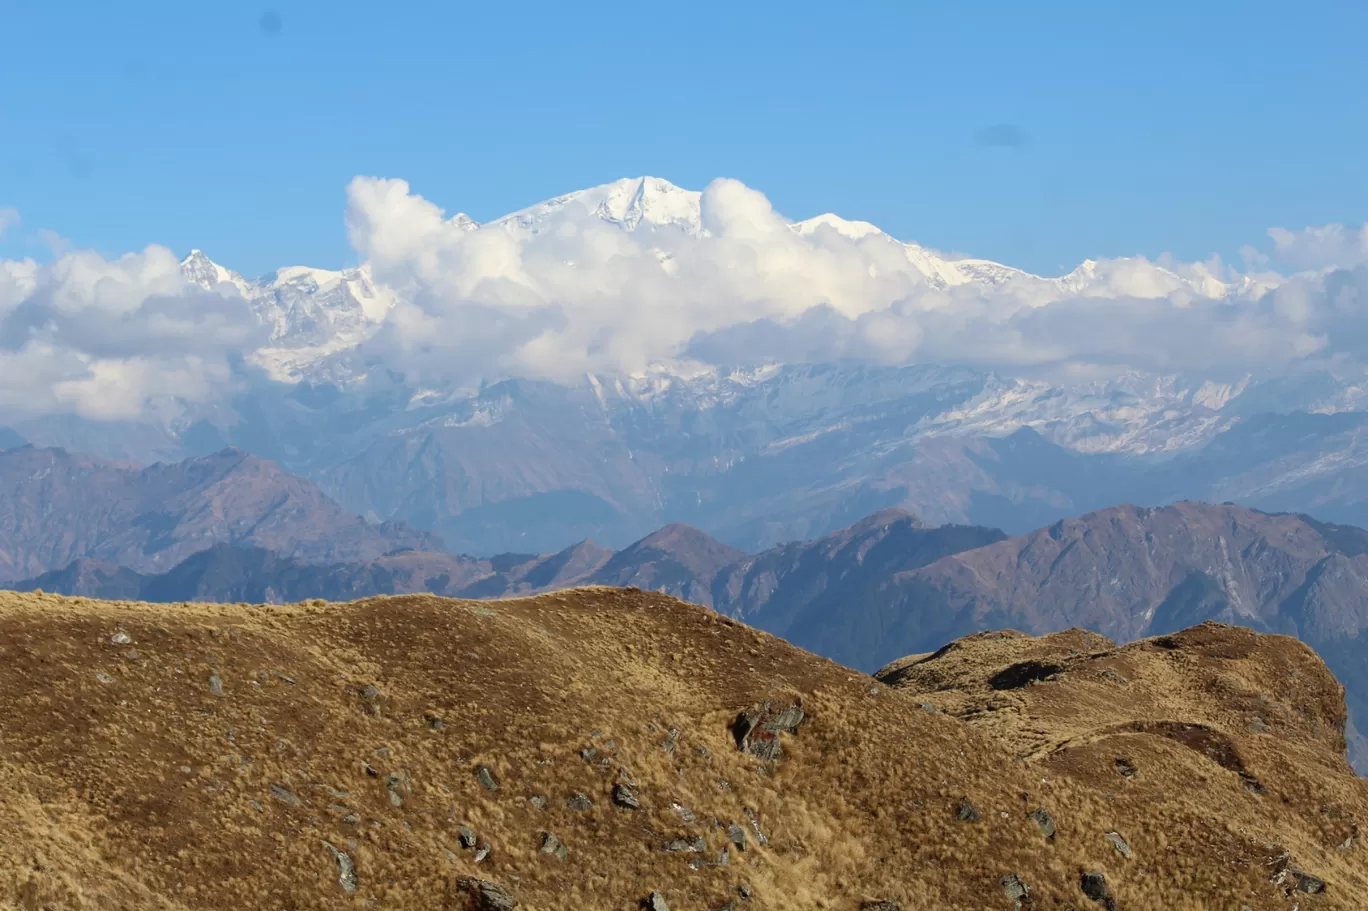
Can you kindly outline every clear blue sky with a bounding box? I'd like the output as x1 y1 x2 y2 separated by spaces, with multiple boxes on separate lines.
3 0 1366 277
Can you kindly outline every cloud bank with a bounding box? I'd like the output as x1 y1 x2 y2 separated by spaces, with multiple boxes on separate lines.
2 177 1367 423
0 239 264 421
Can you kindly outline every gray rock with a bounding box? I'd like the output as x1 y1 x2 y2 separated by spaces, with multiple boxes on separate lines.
581 746 598 762
110 631 132 645
1296 872 1327 894
475 766 499 792
458 825 478 848
539 831 568 861
956 798 981 822
1106 830 1133 858
612 783 640 809
731 701 804 761
738 884 753 899
1000 873 1030 903
269 784 302 806
661 729 680 754
209 673 224 697
454 876 517 910
1030 807 1056 839
727 822 747 851
1114 756 1137 779
663 836 707 853
743 807 769 845
860 902 903 910
1081 871 1114 908
528 795 548 810
566 792 593 811
321 841 358 895
671 802 696 824
644 892 670 911
425 714 445 731
473 839 492 863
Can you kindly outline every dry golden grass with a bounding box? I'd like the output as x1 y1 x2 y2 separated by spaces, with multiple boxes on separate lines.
0 588 1364 910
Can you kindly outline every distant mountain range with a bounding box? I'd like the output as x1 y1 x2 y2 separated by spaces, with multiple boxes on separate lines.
6 176 1368 554
12 458 1366 771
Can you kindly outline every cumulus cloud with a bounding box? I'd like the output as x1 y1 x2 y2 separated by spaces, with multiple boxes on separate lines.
1268 222 1368 271
6 177 1368 424
342 176 1368 386
0 245 265 421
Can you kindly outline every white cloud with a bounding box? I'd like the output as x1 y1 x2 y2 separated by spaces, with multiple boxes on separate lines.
0 208 18 239
1268 222 1368 271
343 176 1368 386
0 245 265 421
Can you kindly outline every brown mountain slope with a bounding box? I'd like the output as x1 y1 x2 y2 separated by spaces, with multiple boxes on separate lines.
2 590 1366 910
0 447 439 581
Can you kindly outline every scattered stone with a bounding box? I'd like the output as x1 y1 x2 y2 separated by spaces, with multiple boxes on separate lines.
671 802 696 824
727 822 747 851
209 674 224 697
1106 831 1133 859
1030 807 1056 839
565 792 593 811
695 744 711 759
1080 871 1113 908
539 831 568 861
269 784 302 806
528 795 548 810
248 799 264 813
956 798 981 822
860 902 902 910
386 772 409 807
663 836 707 853
1099 668 1128 686
110 631 132 645
661 729 680 754
454 876 517 910
643 892 670 911
473 839 492 863
917 702 939 713
731 701 804 761
1114 757 1137 779
458 825 478 848
738 884 753 900
1336 825 1358 851
1000 873 1030 906
426 714 445 731
475 766 499 793
94 671 114 684
321 841 358 895
581 746 598 762
1246 716 1269 734
1296 872 1327 894
612 783 640 809
743 807 769 845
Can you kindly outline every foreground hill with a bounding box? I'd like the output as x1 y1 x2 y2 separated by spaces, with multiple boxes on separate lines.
0 446 439 582
2 588 1366 910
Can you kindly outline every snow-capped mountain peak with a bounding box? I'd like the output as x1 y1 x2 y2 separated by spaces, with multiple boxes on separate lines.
493 176 704 236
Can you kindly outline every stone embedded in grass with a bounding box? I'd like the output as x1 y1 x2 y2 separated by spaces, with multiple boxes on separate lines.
1000 873 1030 906
581 746 597 762
269 784 302 806
1114 757 1137 779
727 822 747 850
643 891 670 911
662 836 706 853
458 825 478 848
956 798 981 822
743 807 769 845
321 841 358 895
1106 830 1133 858
612 783 640 809
474 839 492 863
1295 872 1326 894
566 792 593 811
539 831 568 860
1030 807 1056 839
671 802 695 824
528 795 548 810
110 631 132 645
660 729 680 754
475 766 499 792
1080 871 1114 909
455 876 517 910
859 902 903 911
209 673 224 697
731 701 804 761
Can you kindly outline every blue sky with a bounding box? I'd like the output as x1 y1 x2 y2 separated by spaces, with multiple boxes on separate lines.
3 0 1366 277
